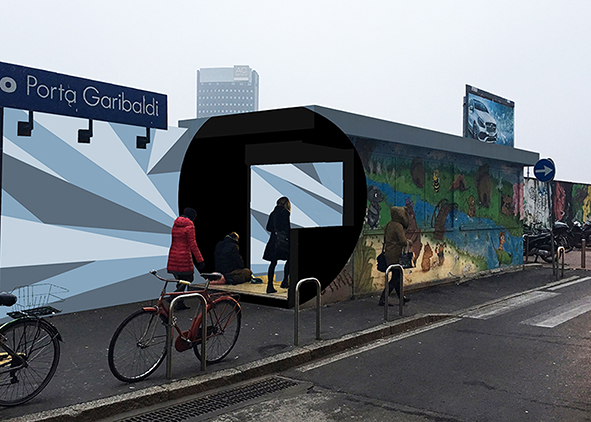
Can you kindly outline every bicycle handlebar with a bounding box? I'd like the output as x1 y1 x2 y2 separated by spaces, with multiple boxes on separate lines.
149 270 223 285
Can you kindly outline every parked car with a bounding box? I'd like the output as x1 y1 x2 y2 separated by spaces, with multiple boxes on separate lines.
468 98 497 143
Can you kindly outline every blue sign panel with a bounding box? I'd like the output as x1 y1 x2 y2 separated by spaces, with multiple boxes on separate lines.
0 61 167 129
534 158 556 183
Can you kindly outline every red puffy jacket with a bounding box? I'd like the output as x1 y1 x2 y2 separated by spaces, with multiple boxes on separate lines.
166 217 204 273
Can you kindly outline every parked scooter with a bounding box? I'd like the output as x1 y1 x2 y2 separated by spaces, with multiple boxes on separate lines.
554 220 573 252
569 220 591 249
523 228 559 263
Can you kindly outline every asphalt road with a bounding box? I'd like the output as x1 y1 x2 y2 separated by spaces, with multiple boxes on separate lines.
183 274 591 421
4 265 589 422
297 277 591 421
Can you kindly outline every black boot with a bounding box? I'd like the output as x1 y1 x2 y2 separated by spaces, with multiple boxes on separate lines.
378 282 396 306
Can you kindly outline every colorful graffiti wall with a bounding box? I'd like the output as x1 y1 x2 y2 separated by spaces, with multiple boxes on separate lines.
524 177 591 228
350 137 524 296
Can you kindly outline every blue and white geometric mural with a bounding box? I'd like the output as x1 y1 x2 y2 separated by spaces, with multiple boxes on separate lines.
250 162 343 276
0 107 346 317
0 108 189 319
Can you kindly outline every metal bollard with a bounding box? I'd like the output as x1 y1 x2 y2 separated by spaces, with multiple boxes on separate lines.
294 278 321 346
557 246 565 279
167 292 207 378
582 239 586 269
384 264 404 321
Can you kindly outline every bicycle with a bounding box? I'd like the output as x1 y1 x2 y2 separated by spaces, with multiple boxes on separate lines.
0 284 65 406
107 270 242 383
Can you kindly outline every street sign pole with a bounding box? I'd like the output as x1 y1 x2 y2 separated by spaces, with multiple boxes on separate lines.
547 182 556 274
534 158 556 274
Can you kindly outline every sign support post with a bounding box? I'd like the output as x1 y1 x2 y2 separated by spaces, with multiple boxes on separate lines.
534 158 556 273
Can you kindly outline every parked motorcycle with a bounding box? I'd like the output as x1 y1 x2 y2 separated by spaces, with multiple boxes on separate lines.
554 220 573 253
569 220 591 249
523 227 559 263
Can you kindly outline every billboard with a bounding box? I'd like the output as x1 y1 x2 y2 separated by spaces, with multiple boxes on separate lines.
463 85 514 147
0 61 167 129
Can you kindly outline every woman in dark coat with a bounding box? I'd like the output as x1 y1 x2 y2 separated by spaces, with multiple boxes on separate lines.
263 197 291 293
214 232 253 285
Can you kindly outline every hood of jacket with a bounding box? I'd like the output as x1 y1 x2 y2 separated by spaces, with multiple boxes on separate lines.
174 216 194 229
390 206 409 229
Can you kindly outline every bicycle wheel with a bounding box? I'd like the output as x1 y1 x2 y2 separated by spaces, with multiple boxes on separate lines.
108 309 167 382
0 318 60 406
193 298 241 364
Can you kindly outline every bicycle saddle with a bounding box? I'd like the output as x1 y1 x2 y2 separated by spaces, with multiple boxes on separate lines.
200 272 223 281
0 292 17 307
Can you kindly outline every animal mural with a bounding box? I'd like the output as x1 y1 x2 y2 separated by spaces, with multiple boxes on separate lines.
404 199 422 266
354 142 524 296
476 164 493 207
411 157 425 188
366 186 384 229
421 243 433 272
432 170 440 193
467 195 476 217
501 194 513 216
450 174 468 192
431 199 456 240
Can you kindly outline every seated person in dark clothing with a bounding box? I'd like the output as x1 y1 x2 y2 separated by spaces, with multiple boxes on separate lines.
214 232 260 285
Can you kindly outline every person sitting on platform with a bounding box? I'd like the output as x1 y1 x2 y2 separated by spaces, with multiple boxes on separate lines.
214 232 262 285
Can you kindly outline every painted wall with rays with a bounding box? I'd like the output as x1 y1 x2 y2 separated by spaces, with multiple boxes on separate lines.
0 108 189 320
250 162 344 277
0 103 537 317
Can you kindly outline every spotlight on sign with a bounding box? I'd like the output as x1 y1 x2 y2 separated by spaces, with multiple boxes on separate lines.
17 111 34 137
136 127 150 149
78 119 93 143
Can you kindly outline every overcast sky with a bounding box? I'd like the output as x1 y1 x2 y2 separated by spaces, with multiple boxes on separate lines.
2 0 590 183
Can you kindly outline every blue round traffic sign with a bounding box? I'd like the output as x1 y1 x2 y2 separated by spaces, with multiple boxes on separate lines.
534 158 556 183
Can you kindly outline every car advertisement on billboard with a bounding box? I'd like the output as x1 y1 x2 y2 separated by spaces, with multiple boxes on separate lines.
463 85 514 147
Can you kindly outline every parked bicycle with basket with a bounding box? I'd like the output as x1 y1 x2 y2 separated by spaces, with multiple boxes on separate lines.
0 284 67 406
107 270 241 383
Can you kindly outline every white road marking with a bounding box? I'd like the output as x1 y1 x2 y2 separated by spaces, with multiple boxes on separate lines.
521 297 591 328
296 317 461 373
547 276 591 291
461 291 558 320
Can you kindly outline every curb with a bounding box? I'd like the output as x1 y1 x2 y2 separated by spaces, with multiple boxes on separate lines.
7 314 451 422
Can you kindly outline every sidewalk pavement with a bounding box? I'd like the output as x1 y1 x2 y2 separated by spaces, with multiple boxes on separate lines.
552 245 591 270
4 261 590 422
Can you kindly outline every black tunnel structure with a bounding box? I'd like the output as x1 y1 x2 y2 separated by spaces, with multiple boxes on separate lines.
178 107 366 307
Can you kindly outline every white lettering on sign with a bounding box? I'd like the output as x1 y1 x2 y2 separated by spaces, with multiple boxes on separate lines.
27 75 77 106
83 86 159 116
21 74 158 117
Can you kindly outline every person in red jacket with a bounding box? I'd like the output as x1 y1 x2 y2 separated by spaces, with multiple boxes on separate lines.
167 208 205 294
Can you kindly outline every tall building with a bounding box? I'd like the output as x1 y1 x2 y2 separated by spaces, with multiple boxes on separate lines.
196 65 259 118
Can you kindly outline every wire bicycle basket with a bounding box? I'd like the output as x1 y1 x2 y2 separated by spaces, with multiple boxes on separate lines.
7 284 69 318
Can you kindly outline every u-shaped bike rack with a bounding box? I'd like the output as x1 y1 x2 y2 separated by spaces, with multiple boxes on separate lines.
167 292 207 378
384 264 404 321
556 246 565 280
294 278 321 346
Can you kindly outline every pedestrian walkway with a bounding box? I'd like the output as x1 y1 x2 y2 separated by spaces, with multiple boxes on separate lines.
4 264 590 422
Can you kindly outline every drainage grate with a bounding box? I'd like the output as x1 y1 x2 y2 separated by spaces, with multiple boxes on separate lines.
118 377 300 422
